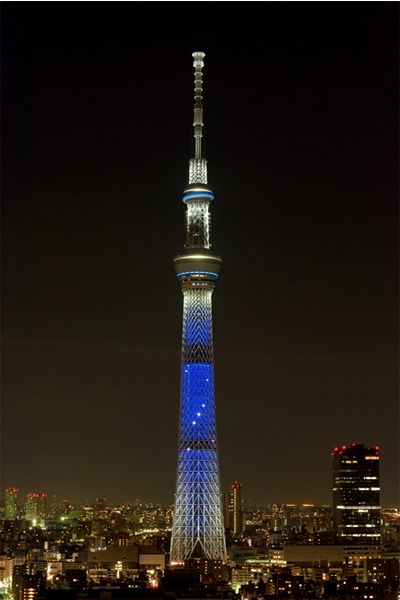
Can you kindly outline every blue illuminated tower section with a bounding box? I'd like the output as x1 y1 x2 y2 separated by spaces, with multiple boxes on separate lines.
170 52 227 564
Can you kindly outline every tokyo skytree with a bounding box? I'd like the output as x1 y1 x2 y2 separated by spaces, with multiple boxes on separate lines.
170 52 227 564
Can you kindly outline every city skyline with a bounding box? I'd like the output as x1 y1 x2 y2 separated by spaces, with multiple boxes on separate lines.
2 4 398 507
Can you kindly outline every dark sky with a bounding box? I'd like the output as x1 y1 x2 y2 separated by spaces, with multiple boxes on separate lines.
2 3 398 508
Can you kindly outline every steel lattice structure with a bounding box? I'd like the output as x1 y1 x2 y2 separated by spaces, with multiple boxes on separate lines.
170 52 227 565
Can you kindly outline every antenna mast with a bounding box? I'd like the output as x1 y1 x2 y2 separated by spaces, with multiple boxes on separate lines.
189 52 207 185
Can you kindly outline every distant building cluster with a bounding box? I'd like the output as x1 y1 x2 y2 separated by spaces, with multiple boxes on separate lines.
1 445 399 600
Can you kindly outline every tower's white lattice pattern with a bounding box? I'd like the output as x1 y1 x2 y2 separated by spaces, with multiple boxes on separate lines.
189 158 208 185
170 52 227 564
185 202 211 250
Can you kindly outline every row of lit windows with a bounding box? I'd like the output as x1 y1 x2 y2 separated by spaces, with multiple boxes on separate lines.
343 525 378 529
342 533 380 537
336 506 380 510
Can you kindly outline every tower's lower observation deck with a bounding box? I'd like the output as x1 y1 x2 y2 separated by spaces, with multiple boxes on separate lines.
183 184 214 203
174 254 222 290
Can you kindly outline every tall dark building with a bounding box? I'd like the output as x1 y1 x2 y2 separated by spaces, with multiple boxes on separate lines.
332 444 381 545
224 482 245 534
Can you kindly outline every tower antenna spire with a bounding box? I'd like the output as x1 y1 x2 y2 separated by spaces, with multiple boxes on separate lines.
192 51 205 160
189 52 208 185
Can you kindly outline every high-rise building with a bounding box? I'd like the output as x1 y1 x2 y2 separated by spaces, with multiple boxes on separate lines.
37 494 47 519
170 52 227 564
5 488 19 520
332 444 381 545
26 495 37 523
224 482 245 534
96 497 106 511
231 482 244 534
25 494 47 524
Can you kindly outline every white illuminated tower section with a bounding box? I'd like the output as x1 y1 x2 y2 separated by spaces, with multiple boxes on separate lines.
170 52 227 564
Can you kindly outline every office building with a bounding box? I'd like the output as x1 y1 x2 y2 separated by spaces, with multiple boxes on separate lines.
332 444 380 545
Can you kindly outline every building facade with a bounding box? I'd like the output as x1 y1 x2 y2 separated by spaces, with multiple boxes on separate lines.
170 52 227 564
332 444 380 545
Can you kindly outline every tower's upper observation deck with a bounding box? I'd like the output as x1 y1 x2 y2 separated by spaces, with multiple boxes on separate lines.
178 52 218 257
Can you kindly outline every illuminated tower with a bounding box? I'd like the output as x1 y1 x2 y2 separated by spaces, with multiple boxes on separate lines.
170 52 227 564
332 444 381 545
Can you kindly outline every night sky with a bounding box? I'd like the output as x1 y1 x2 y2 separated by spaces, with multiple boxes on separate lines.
2 3 398 507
